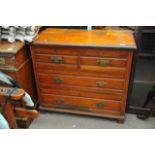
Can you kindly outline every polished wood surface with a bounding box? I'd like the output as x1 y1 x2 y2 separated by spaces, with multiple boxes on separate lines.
38 74 125 89
31 28 136 122
40 94 121 111
3 103 17 128
40 87 123 101
14 107 39 119
34 28 136 49
0 41 24 54
0 87 25 100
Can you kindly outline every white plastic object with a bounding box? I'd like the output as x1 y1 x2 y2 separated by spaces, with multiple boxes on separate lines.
22 92 34 107
0 113 9 129
87 26 92 30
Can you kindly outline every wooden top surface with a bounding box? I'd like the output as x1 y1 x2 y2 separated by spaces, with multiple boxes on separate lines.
0 41 24 54
0 87 25 100
33 28 136 49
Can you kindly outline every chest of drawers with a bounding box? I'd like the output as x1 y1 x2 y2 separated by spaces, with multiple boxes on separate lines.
30 28 136 122
0 41 37 103
0 41 38 128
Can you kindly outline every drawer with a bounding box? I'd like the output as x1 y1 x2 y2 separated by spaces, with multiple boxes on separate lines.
35 54 78 65
0 55 15 69
40 86 123 101
33 46 129 58
40 94 121 112
80 56 127 68
38 74 125 90
37 63 126 79
80 56 127 74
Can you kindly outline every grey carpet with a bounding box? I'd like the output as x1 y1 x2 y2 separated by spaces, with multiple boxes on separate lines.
29 112 155 129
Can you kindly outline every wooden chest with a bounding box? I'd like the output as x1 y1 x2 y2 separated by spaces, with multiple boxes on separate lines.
0 41 37 127
30 28 136 122
0 41 37 102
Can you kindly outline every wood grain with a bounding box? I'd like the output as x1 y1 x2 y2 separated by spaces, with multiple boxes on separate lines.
40 93 121 111
40 87 123 101
30 28 136 122
33 28 136 49
38 73 125 90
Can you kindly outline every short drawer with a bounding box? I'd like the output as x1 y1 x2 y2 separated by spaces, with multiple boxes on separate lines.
40 94 121 112
35 54 78 65
0 56 15 68
38 74 125 90
80 56 127 68
80 56 127 74
40 86 123 101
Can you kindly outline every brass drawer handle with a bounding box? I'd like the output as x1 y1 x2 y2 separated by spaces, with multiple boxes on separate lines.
96 102 106 108
51 56 63 64
96 81 108 88
55 98 64 105
0 57 5 65
96 59 110 66
53 77 63 84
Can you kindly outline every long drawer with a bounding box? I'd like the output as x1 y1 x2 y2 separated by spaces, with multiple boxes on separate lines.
38 74 125 90
36 63 126 78
36 63 125 79
40 86 123 101
40 94 121 112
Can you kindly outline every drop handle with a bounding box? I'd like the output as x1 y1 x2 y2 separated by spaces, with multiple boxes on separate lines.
54 98 64 105
96 81 108 88
50 56 63 64
96 59 110 66
96 102 106 108
0 57 5 65
53 77 63 84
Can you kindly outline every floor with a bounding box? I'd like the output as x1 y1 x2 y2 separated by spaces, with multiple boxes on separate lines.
30 112 155 129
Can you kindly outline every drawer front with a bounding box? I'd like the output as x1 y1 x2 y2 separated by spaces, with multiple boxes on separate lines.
37 63 126 79
40 94 121 112
35 54 78 65
80 57 127 68
40 87 123 101
0 56 15 68
38 74 125 90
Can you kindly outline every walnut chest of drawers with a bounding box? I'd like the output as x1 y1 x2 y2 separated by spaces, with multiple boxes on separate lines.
30 28 136 122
